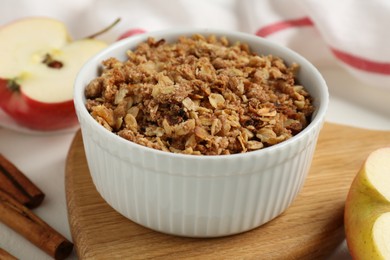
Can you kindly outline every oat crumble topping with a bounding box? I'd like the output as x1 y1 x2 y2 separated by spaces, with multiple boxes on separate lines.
85 34 315 155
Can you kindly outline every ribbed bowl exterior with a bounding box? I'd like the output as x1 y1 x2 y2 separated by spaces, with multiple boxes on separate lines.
74 29 328 237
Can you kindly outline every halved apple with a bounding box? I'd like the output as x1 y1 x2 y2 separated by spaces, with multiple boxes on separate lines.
345 147 390 260
0 17 107 131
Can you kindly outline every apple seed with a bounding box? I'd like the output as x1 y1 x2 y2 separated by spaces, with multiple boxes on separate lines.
42 53 63 69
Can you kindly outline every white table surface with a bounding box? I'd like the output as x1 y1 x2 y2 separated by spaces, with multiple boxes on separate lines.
1 64 390 260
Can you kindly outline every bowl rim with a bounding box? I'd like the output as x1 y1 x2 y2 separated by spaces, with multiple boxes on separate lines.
74 28 329 160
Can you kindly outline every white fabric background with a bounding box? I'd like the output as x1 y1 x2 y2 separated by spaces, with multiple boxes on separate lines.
1 0 390 259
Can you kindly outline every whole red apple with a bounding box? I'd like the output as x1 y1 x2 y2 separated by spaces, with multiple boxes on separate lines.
0 17 107 131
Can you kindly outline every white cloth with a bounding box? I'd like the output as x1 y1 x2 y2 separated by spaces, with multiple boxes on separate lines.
246 0 390 89
2 0 390 89
1 0 390 259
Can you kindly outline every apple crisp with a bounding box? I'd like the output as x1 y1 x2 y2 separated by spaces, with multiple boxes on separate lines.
85 34 315 155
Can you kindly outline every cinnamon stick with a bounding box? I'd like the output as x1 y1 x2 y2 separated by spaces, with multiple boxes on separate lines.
0 248 17 260
0 153 45 208
0 189 73 260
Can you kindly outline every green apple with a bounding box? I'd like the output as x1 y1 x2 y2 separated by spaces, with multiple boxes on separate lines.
345 147 390 260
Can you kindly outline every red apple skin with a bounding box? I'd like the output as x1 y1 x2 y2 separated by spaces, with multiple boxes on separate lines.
0 78 78 131
117 28 146 41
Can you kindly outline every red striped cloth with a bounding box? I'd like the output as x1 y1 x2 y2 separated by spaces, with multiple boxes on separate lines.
1 0 389 87
244 0 390 87
256 16 390 76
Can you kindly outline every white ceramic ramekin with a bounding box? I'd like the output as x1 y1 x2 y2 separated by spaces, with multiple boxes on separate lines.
73 29 328 237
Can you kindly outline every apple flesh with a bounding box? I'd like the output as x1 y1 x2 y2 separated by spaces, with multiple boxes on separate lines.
0 17 107 131
345 147 390 260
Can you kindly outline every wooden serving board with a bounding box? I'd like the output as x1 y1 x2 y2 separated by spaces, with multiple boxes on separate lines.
65 123 390 259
